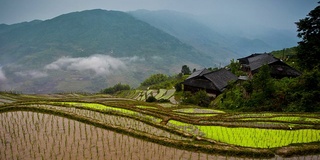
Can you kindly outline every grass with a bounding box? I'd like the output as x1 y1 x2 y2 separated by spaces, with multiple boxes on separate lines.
177 113 218 117
168 120 320 148
240 116 320 123
161 89 175 99
53 102 139 115
174 108 225 114
155 89 167 99
136 105 158 109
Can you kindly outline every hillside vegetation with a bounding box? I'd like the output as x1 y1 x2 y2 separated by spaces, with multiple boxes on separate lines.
0 9 211 93
215 3 320 112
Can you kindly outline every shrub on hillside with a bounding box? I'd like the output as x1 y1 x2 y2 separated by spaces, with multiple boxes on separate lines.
101 83 130 94
140 74 168 87
146 96 157 102
182 90 211 107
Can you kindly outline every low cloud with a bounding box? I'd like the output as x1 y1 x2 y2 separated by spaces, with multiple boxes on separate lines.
151 56 163 61
15 70 48 78
120 56 145 62
0 67 7 81
45 54 141 76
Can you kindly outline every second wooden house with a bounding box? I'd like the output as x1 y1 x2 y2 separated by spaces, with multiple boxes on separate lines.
237 53 301 78
183 68 238 97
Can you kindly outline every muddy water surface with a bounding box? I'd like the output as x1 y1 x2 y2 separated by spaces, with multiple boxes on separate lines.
0 111 319 160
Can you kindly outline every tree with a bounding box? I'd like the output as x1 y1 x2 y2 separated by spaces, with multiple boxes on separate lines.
146 96 157 102
181 65 191 75
229 59 243 76
295 2 320 70
174 82 182 92
101 83 130 94
252 65 275 98
140 73 168 87
182 90 211 107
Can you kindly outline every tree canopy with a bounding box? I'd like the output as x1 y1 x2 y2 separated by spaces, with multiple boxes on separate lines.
101 83 131 94
140 74 168 87
181 65 191 75
295 2 320 70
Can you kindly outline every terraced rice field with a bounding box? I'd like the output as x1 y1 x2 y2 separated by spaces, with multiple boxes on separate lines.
0 111 208 160
127 89 176 103
0 92 320 159
168 120 320 148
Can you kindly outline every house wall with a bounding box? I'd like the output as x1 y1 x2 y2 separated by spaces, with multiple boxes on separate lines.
184 84 220 95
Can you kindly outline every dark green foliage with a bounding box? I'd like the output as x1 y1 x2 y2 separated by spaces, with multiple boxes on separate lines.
295 2 320 70
217 65 278 112
146 96 157 102
174 82 182 92
252 65 275 98
284 70 320 112
101 83 130 94
182 90 211 107
228 59 244 76
217 85 243 111
271 47 298 60
140 74 187 90
216 66 320 112
270 47 300 69
140 74 169 87
242 81 253 97
181 65 191 75
158 99 170 103
146 96 170 103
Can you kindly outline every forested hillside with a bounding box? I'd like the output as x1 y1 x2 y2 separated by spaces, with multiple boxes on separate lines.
0 9 211 93
129 10 297 64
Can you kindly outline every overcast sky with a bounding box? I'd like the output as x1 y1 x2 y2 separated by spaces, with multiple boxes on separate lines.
0 0 318 31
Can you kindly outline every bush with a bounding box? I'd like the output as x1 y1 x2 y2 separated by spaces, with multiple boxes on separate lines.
146 96 157 102
158 99 170 103
174 82 182 92
101 83 130 94
141 74 168 87
182 90 211 107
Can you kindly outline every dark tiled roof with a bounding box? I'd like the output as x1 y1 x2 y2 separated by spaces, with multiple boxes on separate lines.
238 53 301 78
183 78 218 90
203 68 238 92
184 68 237 92
186 68 211 80
269 62 302 77
247 54 279 71
237 53 264 64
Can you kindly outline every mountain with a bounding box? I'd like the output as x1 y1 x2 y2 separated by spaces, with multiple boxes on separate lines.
0 9 299 93
129 10 298 64
0 9 213 93
129 10 234 64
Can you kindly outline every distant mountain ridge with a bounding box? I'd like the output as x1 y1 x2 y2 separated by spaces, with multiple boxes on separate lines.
0 9 298 93
0 9 213 93
129 10 233 64
129 10 298 64
0 9 211 66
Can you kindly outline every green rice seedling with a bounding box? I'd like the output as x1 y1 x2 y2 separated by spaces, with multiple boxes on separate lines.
168 120 320 148
174 108 224 114
161 89 175 100
155 89 167 99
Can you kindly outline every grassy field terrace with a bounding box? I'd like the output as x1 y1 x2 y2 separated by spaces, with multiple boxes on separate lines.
0 92 320 159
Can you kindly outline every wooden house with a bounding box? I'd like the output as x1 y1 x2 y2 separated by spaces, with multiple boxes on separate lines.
183 68 238 96
238 53 301 78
